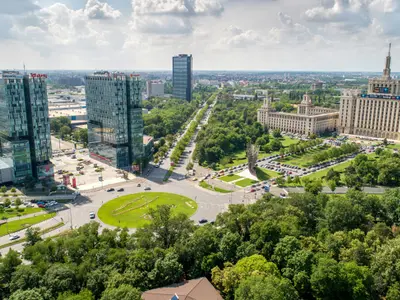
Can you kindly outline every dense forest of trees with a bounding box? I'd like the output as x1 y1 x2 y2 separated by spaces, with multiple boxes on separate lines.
194 99 266 167
3 189 400 299
143 97 199 139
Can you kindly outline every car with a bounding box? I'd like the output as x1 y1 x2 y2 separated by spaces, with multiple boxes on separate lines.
199 218 208 224
250 188 256 192
137 183 141 187
89 212 95 219
144 187 151 191
117 188 124 192
9 235 20 241
38 204 46 208
155 165 160 168
106 188 115 192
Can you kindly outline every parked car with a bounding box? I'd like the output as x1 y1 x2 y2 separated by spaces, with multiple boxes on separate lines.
117 188 124 192
106 188 115 192
199 218 208 224
144 187 151 191
137 183 141 187
89 212 95 219
9 235 20 241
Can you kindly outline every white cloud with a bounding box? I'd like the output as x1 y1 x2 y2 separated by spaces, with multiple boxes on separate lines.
218 25 262 48
84 0 122 20
133 0 224 17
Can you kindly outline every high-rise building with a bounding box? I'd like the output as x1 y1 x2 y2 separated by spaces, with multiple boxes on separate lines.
146 80 164 98
339 44 400 140
172 54 193 101
0 71 52 184
85 72 144 170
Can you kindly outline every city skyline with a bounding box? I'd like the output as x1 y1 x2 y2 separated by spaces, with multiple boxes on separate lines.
1 0 400 71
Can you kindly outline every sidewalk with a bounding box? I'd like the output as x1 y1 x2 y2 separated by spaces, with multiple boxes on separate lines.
6 210 47 222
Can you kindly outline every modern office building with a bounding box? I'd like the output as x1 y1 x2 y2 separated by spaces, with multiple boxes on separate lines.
339 44 400 140
0 71 53 184
258 93 339 136
146 80 164 98
85 72 144 170
172 54 193 101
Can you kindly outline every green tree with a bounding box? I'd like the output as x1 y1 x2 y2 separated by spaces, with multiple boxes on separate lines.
9 289 44 300
101 284 141 300
14 198 22 206
304 179 323 195
25 227 42 246
58 289 94 300
235 275 299 300
44 264 77 296
0 186 6 193
272 129 282 138
10 265 41 293
327 180 337 193
4 198 11 207
60 126 72 139
311 257 344 300
186 161 194 171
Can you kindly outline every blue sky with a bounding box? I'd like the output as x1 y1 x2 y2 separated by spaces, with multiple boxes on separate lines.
0 0 399 71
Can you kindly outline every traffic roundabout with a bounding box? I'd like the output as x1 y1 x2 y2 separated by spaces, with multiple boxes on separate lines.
98 192 197 228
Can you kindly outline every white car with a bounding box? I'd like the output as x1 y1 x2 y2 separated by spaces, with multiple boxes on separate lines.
9 235 20 241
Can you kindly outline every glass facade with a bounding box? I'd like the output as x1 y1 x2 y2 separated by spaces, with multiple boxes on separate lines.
172 54 193 101
86 72 144 170
0 71 52 183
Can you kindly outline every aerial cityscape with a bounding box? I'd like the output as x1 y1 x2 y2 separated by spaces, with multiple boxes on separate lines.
1 0 400 300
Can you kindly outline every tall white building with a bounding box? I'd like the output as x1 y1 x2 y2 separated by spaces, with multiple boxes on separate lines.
257 93 339 135
339 44 400 140
146 80 164 98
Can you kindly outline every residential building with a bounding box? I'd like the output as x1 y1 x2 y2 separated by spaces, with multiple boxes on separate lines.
0 71 53 184
85 72 144 170
146 80 164 98
311 81 323 91
173 54 193 101
142 277 223 300
258 92 339 136
339 44 400 140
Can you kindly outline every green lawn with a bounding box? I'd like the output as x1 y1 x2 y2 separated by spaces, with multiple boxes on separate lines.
277 146 330 168
300 152 378 184
387 144 400 150
215 136 300 170
0 207 43 220
235 178 259 187
199 181 232 193
0 212 56 237
98 192 197 228
255 167 279 181
220 174 242 182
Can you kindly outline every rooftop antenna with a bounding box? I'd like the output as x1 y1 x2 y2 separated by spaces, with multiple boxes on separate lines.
389 43 392 56
23 62 26 75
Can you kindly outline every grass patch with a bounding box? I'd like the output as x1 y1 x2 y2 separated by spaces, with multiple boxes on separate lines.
0 221 64 249
220 174 242 182
235 178 259 187
255 167 279 181
387 144 400 150
163 167 174 182
98 192 197 228
0 207 43 220
215 136 301 170
0 213 56 237
277 146 330 168
199 181 232 193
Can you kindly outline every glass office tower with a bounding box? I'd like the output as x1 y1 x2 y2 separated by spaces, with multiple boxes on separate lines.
85 72 144 170
172 54 193 101
0 71 52 183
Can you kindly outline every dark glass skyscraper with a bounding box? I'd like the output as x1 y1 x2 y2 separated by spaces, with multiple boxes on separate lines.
85 72 144 170
172 54 193 101
0 71 52 183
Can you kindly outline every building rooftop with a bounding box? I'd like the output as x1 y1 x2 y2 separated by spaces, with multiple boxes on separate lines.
142 277 223 300
49 108 87 118
0 158 13 170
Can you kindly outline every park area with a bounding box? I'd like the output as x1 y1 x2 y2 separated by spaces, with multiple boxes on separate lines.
216 136 299 170
98 192 198 228
277 145 330 167
0 212 56 237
